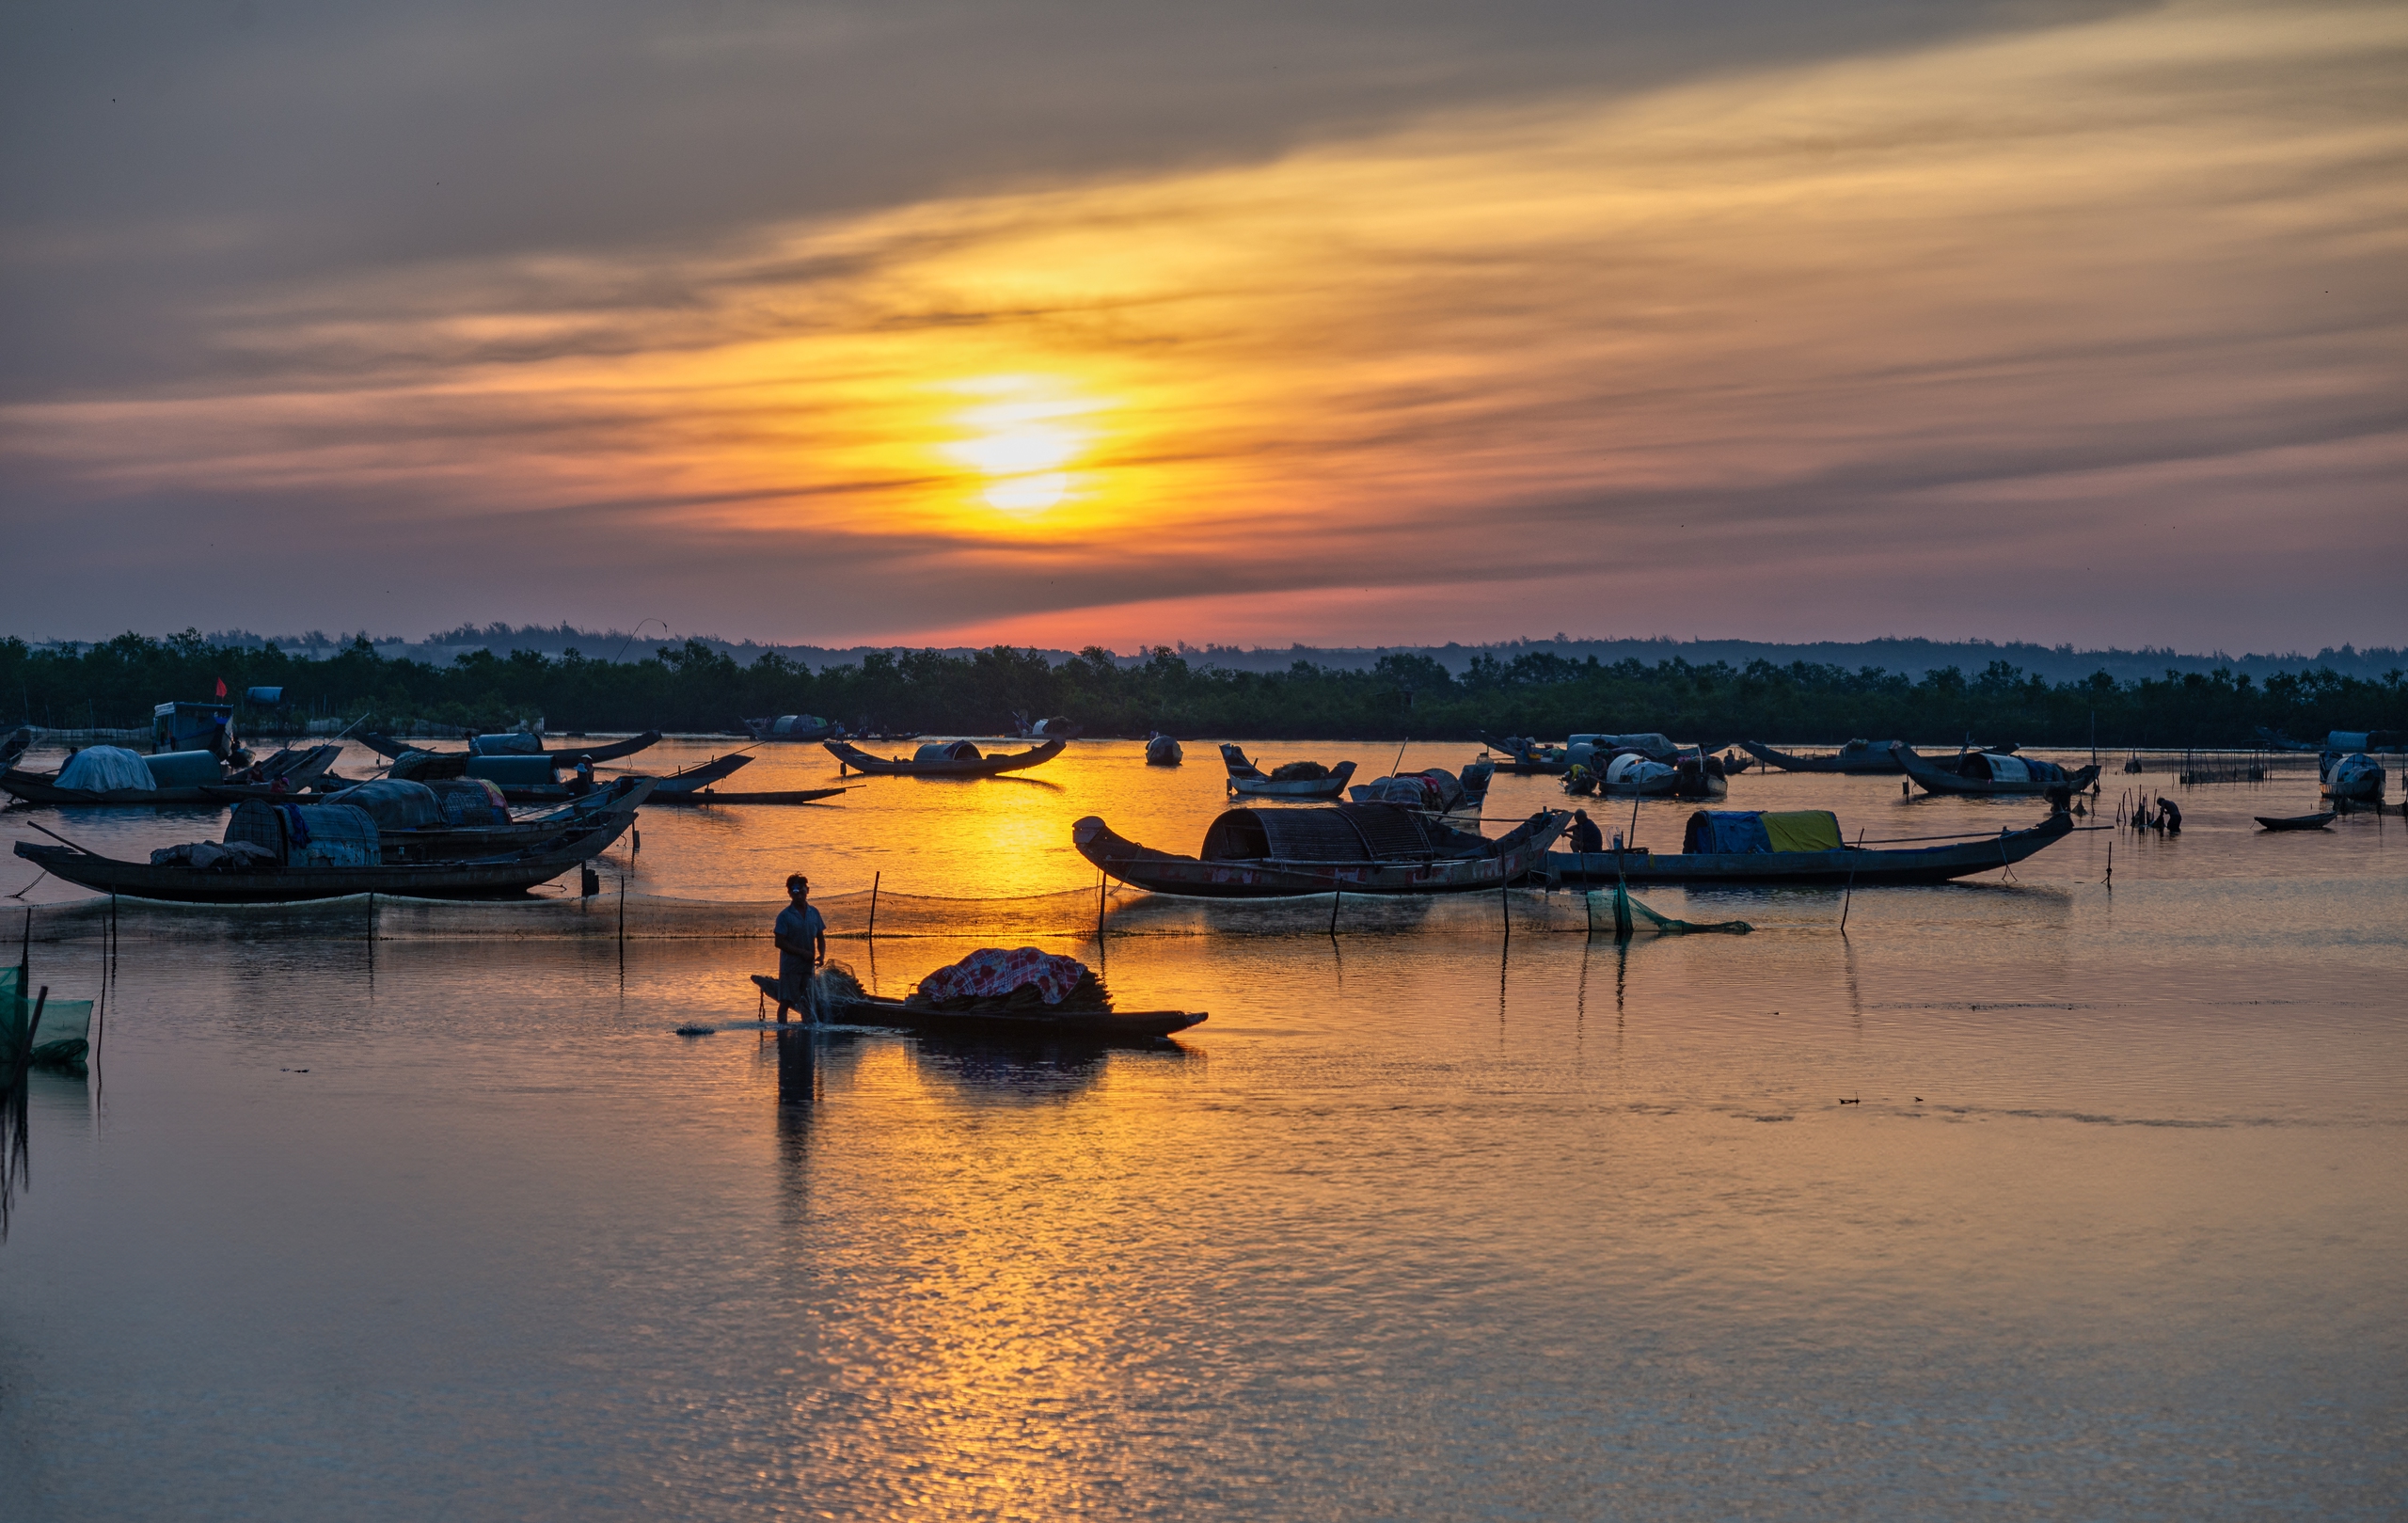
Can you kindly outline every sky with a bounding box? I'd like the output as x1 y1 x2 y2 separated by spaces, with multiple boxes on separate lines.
2 0 2402 653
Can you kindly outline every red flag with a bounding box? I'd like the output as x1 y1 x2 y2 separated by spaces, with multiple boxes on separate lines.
215 676 228 698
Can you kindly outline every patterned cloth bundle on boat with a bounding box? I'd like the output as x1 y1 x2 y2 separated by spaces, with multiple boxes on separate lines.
915 947 1091 1006
427 778 509 826
1682 810 1844 854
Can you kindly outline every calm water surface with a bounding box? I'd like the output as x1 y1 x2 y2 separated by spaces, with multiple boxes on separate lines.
1 739 2401 1519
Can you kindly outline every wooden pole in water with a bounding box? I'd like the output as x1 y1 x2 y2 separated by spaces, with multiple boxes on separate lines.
868 870 880 940
1329 886 1341 936
1499 869 1510 944
2105 838 2113 888
1840 828 1863 936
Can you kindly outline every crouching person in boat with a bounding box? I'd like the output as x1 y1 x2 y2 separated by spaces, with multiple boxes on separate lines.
773 873 828 1023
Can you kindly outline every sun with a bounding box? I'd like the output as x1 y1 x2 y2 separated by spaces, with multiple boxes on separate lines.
942 376 1094 514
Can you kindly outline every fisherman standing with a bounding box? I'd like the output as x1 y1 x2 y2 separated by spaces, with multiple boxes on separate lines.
772 873 828 1023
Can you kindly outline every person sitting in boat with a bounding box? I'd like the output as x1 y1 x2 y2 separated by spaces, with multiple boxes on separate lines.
772 874 828 1024
1568 809 1605 854
568 757 595 796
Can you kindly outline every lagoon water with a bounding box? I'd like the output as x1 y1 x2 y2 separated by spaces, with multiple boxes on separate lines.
1 739 2402 1519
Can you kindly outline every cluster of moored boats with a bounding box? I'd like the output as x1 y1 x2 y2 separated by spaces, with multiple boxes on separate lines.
2 718 846 902
1053 733 2106 897
7 706 2392 911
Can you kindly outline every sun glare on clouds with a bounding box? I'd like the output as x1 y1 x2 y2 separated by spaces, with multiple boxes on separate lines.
942 376 1095 516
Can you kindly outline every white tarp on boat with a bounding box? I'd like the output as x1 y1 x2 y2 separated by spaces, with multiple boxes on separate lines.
55 746 154 792
1573 733 1679 761
1983 754 2033 783
1606 754 1675 785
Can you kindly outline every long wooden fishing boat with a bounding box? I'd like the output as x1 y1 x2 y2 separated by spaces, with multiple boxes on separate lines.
645 785 850 807
1221 745 1357 800
3 771 219 806
371 779 655 861
1738 739 1905 774
645 754 752 794
1548 809 2076 887
749 976 1202 1041
13 817 634 903
4 742 334 807
359 729 663 763
825 738 1065 777
1894 743 2099 798
1073 805 1569 897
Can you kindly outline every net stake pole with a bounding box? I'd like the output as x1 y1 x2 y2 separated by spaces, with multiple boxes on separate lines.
1329 886 1340 937
868 871 880 941
1840 829 1862 937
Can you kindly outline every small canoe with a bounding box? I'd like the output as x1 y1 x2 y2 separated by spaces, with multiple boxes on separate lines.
648 754 754 794
1221 745 1356 799
644 786 850 807
750 975 1203 1041
1738 739 1904 774
2256 812 2336 832
826 738 1065 777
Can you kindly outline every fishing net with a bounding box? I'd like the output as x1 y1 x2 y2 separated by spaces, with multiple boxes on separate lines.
1602 882 1752 936
11 880 1750 944
0 967 92 1069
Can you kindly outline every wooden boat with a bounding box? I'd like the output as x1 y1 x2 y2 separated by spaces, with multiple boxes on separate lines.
648 754 753 795
1072 805 1570 898
1146 734 1183 767
645 785 849 807
750 976 1202 1041
359 729 662 764
1220 745 1357 800
0 740 301 807
1349 768 1481 814
1481 735 1573 775
1549 808 2076 887
741 715 845 742
2256 812 2336 832
1893 743 2099 798
13 817 634 903
1739 739 1904 774
826 738 1065 777
1011 712 1085 740
2321 752 2385 801
368 779 655 861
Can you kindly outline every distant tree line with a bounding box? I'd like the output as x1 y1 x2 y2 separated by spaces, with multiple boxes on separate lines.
4 631 2402 748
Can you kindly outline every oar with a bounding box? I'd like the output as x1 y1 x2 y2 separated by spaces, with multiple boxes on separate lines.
21 818 101 856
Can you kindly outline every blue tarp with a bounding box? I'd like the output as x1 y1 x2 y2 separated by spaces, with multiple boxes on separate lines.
1685 811 1774 854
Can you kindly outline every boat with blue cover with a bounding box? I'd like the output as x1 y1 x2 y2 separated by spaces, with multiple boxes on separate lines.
1546 806 2076 887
